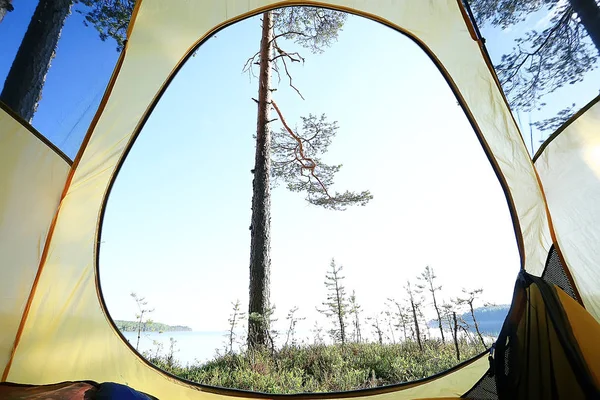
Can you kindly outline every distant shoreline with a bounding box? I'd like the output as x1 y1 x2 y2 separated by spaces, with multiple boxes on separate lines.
114 320 192 332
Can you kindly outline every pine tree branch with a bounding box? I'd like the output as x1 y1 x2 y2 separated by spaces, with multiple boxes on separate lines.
271 100 332 199
242 50 261 77
500 7 573 85
269 31 310 44
272 39 305 100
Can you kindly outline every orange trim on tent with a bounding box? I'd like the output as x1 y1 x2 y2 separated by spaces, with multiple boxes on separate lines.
456 0 528 268
92 1 503 396
1 31 131 383
533 95 600 162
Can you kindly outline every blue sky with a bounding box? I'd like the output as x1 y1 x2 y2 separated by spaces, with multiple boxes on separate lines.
97 14 520 335
1 3 598 340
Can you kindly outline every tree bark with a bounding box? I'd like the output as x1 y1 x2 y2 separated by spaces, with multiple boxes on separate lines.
452 312 460 361
248 11 274 349
0 0 72 122
570 0 600 53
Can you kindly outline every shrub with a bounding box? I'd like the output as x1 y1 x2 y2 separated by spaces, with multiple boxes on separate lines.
146 338 483 393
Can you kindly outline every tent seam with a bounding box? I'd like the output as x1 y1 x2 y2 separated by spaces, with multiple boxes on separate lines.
0 28 132 382
532 167 585 306
0 101 73 165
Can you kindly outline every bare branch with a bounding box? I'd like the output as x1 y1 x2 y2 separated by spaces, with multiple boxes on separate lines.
269 31 310 44
270 52 304 63
279 53 305 100
242 49 261 81
271 61 282 83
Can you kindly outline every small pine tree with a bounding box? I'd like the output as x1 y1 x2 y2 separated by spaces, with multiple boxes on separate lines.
311 321 325 345
130 292 154 351
317 259 349 344
166 337 179 368
457 288 487 350
388 298 409 341
417 266 445 343
368 314 384 345
284 306 305 347
383 307 396 344
349 290 362 343
405 281 423 351
226 300 246 354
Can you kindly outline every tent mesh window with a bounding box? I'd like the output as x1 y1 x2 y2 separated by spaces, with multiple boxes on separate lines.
462 370 498 399
504 345 510 377
541 245 578 301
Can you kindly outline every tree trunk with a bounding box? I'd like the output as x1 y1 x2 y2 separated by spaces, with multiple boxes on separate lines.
570 0 600 53
335 280 346 344
387 317 395 344
0 0 72 122
410 299 422 351
248 11 274 349
469 302 486 349
0 0 13 24
431 289 445 343
136 310 145 351
452 312 460 361
396 304 408 341
354 314 361 343
374 319 383 345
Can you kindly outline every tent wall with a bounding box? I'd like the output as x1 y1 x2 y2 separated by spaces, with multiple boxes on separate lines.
0 106 70 374
535 97 600 321
556 289 600 386
492 273 600 398
2 0 548 397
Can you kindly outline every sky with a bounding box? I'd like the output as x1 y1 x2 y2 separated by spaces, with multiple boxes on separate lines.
1 3 598 342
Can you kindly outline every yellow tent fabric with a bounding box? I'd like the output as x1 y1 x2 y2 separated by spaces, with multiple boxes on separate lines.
492 272 600 398
534 97 600 321
0 105 71 374
556 288 600 387
0 0 598 398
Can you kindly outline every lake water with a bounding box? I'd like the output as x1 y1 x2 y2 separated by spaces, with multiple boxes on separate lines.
121 331 229 365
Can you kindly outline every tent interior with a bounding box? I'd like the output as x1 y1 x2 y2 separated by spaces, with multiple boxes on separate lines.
0 0 599 399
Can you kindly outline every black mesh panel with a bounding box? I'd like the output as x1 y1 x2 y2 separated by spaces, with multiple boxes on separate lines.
462 371 498 399
541 245 578 301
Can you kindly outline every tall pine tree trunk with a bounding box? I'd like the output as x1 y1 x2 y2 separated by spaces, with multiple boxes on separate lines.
248 11 274 349
335 281 346 344
0 0 72 122
570 0 600 53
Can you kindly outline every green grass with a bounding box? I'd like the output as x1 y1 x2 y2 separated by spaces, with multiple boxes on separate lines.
145 339 484 394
